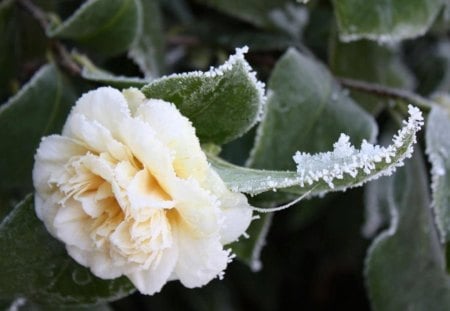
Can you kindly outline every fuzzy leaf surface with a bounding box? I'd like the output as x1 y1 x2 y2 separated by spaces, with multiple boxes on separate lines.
48 0 139 57
0 64 75 191
365 151 450 310
333 0 444 42
0 195 134 306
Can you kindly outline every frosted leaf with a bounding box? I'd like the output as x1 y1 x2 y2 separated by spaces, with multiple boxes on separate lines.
210 105 423 197
334 0 444 44
149 47 266 119
293 105 424 190
425 105 450 244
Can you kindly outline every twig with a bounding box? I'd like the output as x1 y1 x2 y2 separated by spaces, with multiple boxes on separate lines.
16 0 49 29
16 0 81 75
338 77 434 112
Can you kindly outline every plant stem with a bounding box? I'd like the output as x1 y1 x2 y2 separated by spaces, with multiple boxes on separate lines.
338 77 434 112
16 0 81 75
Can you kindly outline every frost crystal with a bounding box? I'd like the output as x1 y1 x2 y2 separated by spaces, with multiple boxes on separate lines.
293 105 424 189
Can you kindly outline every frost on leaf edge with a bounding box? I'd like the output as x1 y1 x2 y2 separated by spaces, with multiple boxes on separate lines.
141 46 267 121
212 105 424 196
293 105 424 190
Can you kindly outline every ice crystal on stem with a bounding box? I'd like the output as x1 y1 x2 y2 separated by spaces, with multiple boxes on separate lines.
293 105 424 189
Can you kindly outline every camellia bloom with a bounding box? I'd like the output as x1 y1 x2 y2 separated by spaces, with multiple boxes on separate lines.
32 87 253 295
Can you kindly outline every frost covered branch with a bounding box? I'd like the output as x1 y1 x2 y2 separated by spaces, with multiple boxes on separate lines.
339 78 433 111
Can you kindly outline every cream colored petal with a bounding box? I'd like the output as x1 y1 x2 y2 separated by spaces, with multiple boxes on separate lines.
53 202 92 250
130 212 172 250
63 87 130 139
136 99 208 181
80 154 128 210
33 135 87 194
171 178 220 237
34 191 64 237
67 245 124 279
63 113 131 161
118 118 177 193
217 192 253 245
127 170 174 221
127 244 178 295
95 181 113 201
123 87 146 115
77 191 103 218
203 168 253 244
109 221 134 256
174 225 229 288
114 161 139 189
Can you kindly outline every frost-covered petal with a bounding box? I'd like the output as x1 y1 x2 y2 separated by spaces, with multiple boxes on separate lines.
53 201 92 250
63 87 130 138
127 245 178 295
203 169 252 244
174 223 229 288
127 170 175 220
122 87 146 115
118 117 177 192
67 245 124 279
63 113 131 161
34 191 65 237
136 99 208 181
217 192 252 244
171 178 220 236
33 135 87 194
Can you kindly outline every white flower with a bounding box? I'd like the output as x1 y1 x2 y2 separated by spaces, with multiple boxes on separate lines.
32 87 253 295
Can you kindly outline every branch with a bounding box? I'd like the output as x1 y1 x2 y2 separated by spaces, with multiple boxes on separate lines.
16 0 81 75
338 77 434 112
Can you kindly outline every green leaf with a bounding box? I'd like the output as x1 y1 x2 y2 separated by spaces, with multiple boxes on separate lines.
187 16 295 52
426 104 450 268
141 47 265 144
129 0 165 78
362 171 391 238
74 53 149 88
0 64 76 192
330 36 415 114
0 195 134 306
249 48 377 171
48 0 139 57
195 0 305 31
365 151 450 310
333 0 444 42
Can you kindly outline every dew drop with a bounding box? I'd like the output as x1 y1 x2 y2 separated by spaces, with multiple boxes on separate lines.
72 269 92 286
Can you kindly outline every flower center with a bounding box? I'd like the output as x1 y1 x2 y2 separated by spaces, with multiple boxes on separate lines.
56 151 175 269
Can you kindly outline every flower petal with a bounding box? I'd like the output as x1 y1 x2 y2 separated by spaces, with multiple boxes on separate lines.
67 245 124 279
204 169 252 244
33 135 87 194
171 178 220 236
118 117 177 193
53 200 92 250
127 170 175 221
63 87 130 139
174 224 229 288
127 244 178 295
63 113 131 162
136 99 208 181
